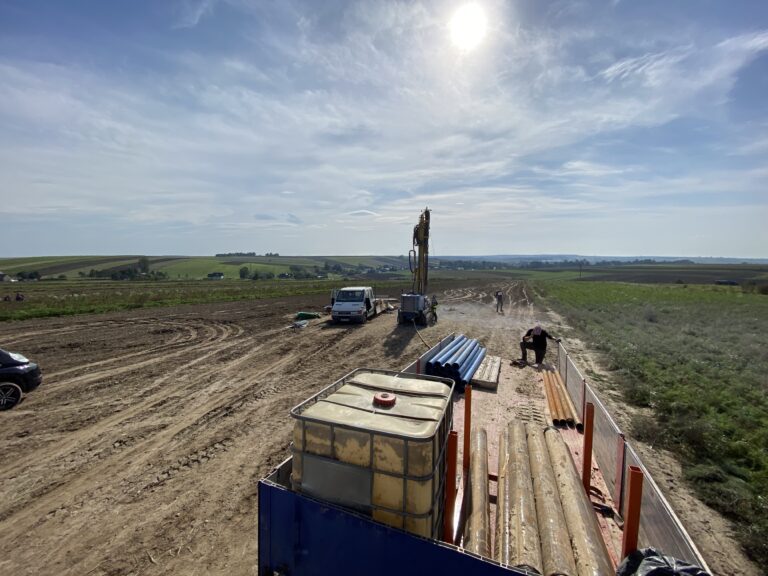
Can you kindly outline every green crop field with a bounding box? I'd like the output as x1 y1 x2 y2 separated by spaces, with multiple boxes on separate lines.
154 258 288 279
0 255 414 281
534 278 768 563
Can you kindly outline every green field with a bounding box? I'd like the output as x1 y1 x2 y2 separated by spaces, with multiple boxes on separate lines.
534 278 768 564
0 255 413 280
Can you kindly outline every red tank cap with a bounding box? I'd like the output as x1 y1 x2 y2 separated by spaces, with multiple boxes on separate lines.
373 392 397 408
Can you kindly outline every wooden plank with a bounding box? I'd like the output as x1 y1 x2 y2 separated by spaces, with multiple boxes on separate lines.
472 355 501 389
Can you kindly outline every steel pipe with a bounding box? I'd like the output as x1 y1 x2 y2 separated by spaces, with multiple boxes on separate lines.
508 420 543 572
556 379 575 428
544 374 564 426
554 373 580 430
465 428 490 558
495 426 511 564
545 427 614 576
547 376 562 426
553 375 571 427
527 424 577 576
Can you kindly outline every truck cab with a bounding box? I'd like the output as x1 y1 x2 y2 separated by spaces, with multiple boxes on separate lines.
331 286 379 323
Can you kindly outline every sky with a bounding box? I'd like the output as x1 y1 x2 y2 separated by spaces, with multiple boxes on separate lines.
1 0 767 258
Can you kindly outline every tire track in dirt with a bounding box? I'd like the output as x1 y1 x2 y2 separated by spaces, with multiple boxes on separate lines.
42 320 236 385
1 324 262 480
42 321 202 379
0 308 372 575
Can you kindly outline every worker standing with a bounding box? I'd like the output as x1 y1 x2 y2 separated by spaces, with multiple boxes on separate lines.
495 290 503 313
518 324 560 367
430 295 438 324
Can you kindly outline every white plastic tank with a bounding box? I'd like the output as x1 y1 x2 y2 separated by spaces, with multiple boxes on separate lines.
291 369 454 538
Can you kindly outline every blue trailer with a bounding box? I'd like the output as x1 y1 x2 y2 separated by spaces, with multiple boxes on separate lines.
258 458 532 576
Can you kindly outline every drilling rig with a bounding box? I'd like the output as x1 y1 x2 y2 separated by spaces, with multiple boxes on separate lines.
398 208 433 326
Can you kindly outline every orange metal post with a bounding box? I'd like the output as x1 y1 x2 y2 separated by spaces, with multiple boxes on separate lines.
621 466 644 559
443 430 459 544
582 402 595 493
463 385 472 471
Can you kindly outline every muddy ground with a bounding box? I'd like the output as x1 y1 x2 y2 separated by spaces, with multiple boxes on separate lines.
0 282 756 575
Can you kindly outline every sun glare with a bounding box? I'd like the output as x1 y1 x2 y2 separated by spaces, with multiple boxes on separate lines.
449 3 488 52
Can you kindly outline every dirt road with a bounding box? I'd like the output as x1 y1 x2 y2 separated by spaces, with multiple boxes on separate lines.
0 282 755 575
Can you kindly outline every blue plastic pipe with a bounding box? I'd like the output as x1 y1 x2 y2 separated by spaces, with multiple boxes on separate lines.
459 345 482 378
452 339 479 370
434 335 467 364
445 338 476 369
430 335 467 369
460 347 487 385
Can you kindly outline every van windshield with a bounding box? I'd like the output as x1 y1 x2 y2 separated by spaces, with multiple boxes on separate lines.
336 290 364 302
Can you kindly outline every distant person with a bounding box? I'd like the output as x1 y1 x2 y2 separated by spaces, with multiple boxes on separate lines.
2 294 10 302
15 292 24 302
430 295 438 323
495 290 503 313
518 324 560 367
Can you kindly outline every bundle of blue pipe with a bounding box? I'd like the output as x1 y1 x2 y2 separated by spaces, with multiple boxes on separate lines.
425 334 487 393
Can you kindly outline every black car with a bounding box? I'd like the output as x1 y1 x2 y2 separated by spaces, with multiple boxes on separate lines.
0 348 42 410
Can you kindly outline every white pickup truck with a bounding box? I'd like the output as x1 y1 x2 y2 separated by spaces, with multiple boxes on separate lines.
330 286 382 323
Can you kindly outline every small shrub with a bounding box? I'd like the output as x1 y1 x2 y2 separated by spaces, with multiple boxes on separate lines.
625 379 653 406
631 413 662 443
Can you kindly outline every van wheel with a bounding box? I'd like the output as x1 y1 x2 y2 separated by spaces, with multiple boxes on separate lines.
0 382 23 411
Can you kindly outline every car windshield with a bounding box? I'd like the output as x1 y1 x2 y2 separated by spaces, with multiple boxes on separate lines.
336 290 364 302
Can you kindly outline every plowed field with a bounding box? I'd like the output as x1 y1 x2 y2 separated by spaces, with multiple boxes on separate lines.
0 283 755 575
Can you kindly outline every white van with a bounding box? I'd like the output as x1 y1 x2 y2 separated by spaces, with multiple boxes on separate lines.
331 286 381 323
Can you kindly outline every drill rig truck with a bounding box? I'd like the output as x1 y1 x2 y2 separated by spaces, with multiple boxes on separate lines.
398 207 433 326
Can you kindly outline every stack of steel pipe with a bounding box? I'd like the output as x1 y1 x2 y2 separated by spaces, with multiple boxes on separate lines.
554 372 583 433
425 334 487 389
464 428 490 558
543 372 564 427
495 421 611 575
495 421 542 572
545 427 614 576
544 371 583 432
527 424 578 576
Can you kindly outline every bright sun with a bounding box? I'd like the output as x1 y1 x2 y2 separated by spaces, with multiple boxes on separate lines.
449 3 488 52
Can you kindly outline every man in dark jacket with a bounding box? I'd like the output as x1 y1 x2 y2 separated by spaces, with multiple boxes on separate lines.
519 324 560 366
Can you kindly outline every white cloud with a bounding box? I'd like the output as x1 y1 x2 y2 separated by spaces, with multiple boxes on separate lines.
0 3 766 257
173 0 218 29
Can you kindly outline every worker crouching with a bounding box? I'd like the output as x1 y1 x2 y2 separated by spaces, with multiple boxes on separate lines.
518 324 561 367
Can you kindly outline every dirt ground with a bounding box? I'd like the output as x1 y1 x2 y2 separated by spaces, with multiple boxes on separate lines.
0 282 757 575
